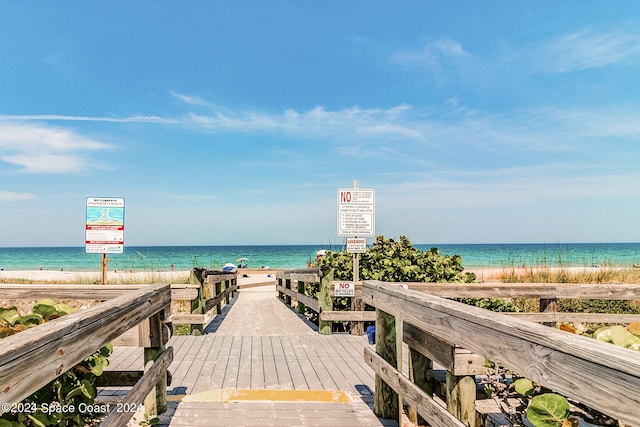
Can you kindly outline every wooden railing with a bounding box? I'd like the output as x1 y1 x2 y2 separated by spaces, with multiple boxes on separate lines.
362 280 640 427
169 268 237 334
276 268 377 334
0 283 173 426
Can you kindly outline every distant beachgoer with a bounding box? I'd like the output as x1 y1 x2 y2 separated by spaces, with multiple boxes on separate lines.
307 259 312 268
170 263 174 271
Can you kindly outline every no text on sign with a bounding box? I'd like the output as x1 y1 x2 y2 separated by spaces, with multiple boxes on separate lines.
337 188 375 236
333 281 356 297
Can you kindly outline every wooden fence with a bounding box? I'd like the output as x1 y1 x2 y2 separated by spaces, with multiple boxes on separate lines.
276 267 377 335
169 268 237 334
0 283 173 427
362 280 640 427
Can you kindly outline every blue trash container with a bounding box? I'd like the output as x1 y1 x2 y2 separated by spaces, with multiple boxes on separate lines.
366 326 376 344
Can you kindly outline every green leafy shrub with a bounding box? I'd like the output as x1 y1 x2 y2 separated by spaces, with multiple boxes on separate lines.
316 235 476 283
0 301 112 427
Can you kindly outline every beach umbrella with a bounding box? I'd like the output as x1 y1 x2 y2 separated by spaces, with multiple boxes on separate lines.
236 257 248 262
222 262 237 272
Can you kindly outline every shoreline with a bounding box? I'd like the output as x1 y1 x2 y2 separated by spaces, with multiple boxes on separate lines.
0 267 280 285
0 265 635 283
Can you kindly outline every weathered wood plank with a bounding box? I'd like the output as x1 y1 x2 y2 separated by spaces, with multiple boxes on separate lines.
271 336 294 389
101 346 173 427
320 310 377 322
364 347 465 427
203 284 237 313
0 283 198 301
403 324 486 376
223 336 243 388
169 284 200 301
203 272 237 284
363 281 640 426
171 314 205 324
250 337 265 389
210 335 234 389
290 336 323 390
0 284 171 405
404 282 640 300
0 284 153 300
276 268 321 283
237 336 253 389
275 284 321 312
280 336 309 390
326 335 375 390
172 337 207 393
505 312 640 323
191 335 223 394
261 336 279 390
309 336 354 392
318 270 334 335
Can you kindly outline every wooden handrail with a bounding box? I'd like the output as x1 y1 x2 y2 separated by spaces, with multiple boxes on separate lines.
275 270 640 337
362 280 640 426
0 283 172 407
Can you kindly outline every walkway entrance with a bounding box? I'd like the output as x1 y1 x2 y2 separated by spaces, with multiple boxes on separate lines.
107 284 397 426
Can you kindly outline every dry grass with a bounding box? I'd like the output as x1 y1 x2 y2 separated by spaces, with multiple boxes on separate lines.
493 266 640 317
497 266 640 284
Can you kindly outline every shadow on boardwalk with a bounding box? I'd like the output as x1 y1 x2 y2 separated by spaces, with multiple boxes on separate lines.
108 284 397 427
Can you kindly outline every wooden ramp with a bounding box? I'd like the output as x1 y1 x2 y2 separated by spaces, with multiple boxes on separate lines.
105 285 397 426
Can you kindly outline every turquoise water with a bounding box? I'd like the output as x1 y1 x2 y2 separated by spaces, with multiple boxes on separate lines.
1 243 639 272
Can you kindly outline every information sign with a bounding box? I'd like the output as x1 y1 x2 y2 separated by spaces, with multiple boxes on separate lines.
85 197 125 254
333 281 356 297
337 188 375 236
346 237 367 253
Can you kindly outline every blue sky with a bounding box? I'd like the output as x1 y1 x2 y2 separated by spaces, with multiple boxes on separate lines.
1 2 640 247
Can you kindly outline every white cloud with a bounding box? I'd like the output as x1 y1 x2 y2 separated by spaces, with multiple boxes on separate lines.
171 92 213 107
0 122 113 173
533 28 640 73
0 190 35 202
391 36 472 68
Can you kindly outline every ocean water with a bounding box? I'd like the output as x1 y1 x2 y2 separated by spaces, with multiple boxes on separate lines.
1 243 640 272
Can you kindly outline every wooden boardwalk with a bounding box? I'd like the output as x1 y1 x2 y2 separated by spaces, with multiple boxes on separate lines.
104 285 397 426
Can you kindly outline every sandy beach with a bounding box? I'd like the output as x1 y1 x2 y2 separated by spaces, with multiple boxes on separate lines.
0 268 279 286
0 265 633 284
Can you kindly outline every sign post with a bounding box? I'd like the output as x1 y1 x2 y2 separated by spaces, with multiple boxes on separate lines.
338 181 375 281
337 181 375 335
85 197 125 284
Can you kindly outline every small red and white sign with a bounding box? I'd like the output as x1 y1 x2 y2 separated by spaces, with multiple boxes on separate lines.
333 281 356 297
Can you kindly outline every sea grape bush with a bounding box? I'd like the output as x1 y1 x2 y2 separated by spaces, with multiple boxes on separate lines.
485 323 640 426
316 235 476 283
0 301 112 427
314 235 475 326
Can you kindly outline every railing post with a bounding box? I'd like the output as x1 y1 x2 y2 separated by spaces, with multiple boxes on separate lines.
408 347 433 425
189 268 204 335
284 278 292 306
224 279 231 304
374 308 399 422
297 280 306 314
215 279 223 314
540 297 558 327
350 292 365 335
319 269 333 335
277 278 284 300
446 371 479 426
142 312 167 416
